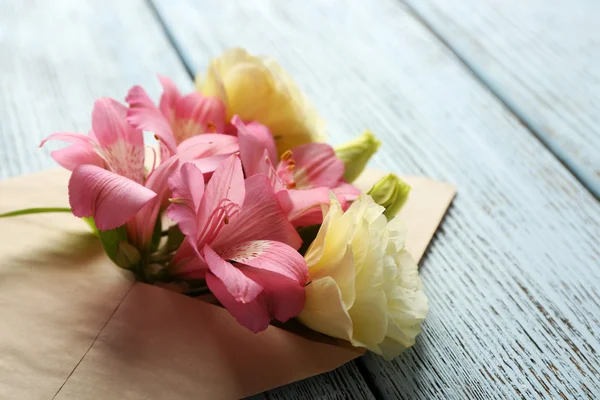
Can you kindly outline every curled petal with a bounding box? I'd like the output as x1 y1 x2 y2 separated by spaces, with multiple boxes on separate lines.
69 164 156 231
40 132 97 148
204 244 263 304
239 264 306 323
157 74 181 123
125 85 178 156
233 116 277 176
206 271 271 333
167 162 205 235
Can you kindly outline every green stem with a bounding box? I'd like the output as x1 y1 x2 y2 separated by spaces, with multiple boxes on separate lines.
0 207 71 218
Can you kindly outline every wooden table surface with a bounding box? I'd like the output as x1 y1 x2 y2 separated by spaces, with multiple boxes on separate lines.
1 1 599 398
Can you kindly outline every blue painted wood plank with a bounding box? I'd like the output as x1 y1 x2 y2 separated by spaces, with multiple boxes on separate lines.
149 0 600 398
404 0 600 199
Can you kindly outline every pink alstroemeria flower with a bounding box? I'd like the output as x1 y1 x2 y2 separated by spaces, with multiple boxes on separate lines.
233 116 361 226
41 97 237 251
125 75 227 162
167 154 308 333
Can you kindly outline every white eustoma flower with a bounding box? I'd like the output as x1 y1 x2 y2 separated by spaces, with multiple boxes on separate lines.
297 194 428 360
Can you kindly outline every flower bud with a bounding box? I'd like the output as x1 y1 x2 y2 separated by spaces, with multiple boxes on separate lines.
114 241 141 270
367 174 411 220
335 131 381 182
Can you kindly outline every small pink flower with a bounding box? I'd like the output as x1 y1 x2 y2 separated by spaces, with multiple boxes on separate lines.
233 116 360 227
125 75 227 162
167 155 308 333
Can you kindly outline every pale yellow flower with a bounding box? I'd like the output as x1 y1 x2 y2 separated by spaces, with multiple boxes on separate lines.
297 194 428 360
196 48 326 155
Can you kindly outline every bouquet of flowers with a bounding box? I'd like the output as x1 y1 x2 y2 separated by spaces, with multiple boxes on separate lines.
1 48 455 397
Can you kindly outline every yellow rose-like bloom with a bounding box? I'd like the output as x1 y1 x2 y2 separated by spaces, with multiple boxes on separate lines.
297 194 428 360
196 48 326 155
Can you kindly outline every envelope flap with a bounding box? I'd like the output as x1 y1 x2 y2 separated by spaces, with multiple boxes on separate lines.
54 283 363 400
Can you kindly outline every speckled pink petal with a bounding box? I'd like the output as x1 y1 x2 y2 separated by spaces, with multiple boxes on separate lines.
69 164 156 231
291 143 345 189
213 174 302 251
221 240 308 284
172 93 227 142
196 154 245 237
92 97 145 183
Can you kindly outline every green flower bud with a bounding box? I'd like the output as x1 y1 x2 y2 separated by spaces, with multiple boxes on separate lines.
367 174 411 220
335 130 381 182
114 241 141 270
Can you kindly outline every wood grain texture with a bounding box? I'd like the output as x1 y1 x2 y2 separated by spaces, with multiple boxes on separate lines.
150 0 600 398
0 1 377 399
404 0 600 199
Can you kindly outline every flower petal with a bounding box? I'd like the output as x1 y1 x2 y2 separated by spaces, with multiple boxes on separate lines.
39 132 97 148
289 143 344 189
177 133 239 160
297 276 354 342
127 156 181 249
220 240 308 284
173 93 227 141
169 237 208 279
204 244 263 303
69 164 156 231
50 144 104 171
212 174 302 250
233 116 277 176
92 98 145 183
205 270 271 333
125 85 178 156
196 154 245 236
157 74 181 123
281 187 331 227
167 162 205 236
333 182 361 204
239 264 306 323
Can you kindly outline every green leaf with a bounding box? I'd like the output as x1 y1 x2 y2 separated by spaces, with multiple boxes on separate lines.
85 218 128 264
0 207 71 218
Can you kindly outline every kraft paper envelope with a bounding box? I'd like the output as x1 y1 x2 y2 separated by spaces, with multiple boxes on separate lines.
0 168 455 400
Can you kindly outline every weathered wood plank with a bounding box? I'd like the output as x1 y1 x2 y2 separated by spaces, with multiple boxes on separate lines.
151 0 600 398
0 1 376 399
404 0 600 199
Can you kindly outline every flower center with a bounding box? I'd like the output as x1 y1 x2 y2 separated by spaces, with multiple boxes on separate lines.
196 198 241 246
